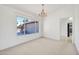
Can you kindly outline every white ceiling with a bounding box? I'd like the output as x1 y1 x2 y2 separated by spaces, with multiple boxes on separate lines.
3 4 72 15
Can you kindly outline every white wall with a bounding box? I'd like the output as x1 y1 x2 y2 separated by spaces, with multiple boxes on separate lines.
74 5 79 53
43 15 60 40
0 5 42 50
43 5 74 40
60 18 67 40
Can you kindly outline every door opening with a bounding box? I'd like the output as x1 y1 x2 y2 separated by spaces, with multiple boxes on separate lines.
60 17 73 43
67 23 72 37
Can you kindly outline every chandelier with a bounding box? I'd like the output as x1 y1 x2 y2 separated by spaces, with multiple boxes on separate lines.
39 4 47 17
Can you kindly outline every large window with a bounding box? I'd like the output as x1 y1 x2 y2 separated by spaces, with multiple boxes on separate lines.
16 16 39 36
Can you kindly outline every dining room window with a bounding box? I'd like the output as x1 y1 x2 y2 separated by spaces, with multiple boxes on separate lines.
16 16 39 36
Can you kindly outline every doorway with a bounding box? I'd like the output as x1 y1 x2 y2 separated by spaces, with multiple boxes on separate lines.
67 23 72 37
60 17 73 42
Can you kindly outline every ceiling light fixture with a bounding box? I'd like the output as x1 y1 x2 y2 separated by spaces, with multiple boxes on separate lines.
39 4 47 17
69 17 73 20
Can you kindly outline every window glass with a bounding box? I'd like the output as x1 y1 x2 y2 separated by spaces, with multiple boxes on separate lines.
16 16 39 36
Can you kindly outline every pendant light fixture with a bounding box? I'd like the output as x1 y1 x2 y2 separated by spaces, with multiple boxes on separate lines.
39 4 47 17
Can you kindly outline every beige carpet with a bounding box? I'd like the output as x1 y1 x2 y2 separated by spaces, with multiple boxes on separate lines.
0 38 78 55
